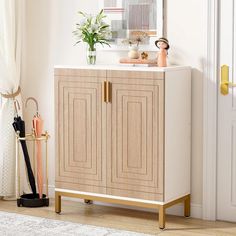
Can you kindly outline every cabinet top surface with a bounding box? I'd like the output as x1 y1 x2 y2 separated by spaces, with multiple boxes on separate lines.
54 64 190 72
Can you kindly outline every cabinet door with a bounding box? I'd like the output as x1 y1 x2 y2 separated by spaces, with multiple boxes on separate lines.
55 71 106 194
106 71 164 201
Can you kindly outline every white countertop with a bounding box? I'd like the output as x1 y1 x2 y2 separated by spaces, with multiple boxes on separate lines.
54 64 191 72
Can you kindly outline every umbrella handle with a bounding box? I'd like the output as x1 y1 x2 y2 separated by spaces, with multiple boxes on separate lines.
25 97 39 116
14 99 20 117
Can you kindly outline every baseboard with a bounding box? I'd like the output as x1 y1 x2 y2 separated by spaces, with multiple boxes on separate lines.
166 202 202 219
48 185 202 219
47 185 55 198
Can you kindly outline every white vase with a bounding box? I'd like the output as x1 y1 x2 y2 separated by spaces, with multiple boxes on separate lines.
128 45 139 59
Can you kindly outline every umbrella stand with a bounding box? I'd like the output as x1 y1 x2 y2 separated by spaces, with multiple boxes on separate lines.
15 130 50 207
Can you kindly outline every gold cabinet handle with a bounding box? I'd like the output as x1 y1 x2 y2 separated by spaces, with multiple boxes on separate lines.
103 81 111 103
106 81 112 103
103 81 107 102
221 65 236 95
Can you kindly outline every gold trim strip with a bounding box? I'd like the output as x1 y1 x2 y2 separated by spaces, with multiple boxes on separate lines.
164 194 190 209
56 190 158 209
55 190 190 210
15 132 50 141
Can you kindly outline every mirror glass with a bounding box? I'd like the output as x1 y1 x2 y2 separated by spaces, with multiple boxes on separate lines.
99 0 163 49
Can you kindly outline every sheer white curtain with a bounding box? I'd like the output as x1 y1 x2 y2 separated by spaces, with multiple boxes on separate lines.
0 0 24 197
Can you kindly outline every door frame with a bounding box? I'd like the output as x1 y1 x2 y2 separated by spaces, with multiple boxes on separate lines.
202 0 219 221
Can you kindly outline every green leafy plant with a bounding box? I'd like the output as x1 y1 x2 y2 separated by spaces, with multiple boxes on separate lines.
73 10 111 50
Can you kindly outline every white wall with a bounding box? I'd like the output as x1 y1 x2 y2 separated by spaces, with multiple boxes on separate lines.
22 0 205 214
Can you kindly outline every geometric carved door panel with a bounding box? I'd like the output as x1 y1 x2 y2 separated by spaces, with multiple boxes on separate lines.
55 76 106 193
106 76 164 200
55 70 164 200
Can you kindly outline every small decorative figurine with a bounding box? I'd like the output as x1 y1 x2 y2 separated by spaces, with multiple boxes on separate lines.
155 37 170 67
141 51 148 60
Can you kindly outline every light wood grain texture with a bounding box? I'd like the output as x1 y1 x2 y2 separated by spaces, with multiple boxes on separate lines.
54 68 106 77
55 72 107 194
106 70 164 79
106 72 164 201
55 181 107 194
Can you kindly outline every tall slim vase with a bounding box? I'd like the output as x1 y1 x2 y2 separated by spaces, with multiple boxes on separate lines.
87 45 96 65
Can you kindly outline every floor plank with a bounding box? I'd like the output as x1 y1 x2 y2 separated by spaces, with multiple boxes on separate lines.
0 199 235 235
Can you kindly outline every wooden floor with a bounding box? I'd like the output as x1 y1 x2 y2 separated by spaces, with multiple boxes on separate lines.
0 199 236 235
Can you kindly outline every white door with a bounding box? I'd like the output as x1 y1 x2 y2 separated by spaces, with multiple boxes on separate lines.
217 0 236 222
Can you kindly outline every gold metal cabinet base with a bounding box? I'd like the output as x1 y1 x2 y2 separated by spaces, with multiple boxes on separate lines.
55 191 190 229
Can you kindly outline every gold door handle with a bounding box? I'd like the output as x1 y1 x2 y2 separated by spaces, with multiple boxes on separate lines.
221 65 236 95
103 81 107 102
103 81 112 103
106 81 112 103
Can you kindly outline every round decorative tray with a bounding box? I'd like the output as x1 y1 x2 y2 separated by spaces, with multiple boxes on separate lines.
17 194 49 207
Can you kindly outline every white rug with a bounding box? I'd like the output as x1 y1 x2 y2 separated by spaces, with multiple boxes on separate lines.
0 211 153 236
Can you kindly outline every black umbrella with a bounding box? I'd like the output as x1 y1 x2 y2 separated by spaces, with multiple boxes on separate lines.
12 102 37 197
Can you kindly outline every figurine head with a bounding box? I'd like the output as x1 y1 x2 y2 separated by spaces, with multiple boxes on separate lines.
155 37 170 50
